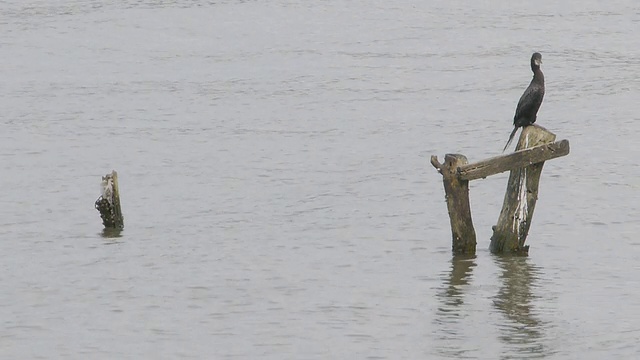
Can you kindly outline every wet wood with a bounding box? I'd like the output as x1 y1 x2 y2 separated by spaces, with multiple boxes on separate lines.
431 154 477 254
95 170 124 229
457 139 570 181
490 125 556 255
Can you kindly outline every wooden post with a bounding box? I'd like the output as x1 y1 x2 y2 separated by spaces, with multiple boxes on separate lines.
430 154 477 254
490 125 555 255
431 126 569 255
95 170 124 229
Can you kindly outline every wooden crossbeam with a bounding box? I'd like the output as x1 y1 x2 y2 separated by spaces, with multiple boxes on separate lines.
457 139 569 181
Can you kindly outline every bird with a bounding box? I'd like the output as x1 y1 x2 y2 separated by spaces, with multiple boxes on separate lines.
503 52 545 152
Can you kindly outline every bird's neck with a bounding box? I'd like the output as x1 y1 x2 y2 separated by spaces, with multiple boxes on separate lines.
532 68 544 83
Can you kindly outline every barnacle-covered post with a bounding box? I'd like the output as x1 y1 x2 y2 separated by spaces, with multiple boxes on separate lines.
95 170 124 229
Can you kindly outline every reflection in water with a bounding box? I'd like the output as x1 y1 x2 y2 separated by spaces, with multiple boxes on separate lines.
434 254 477 358
492 255 547 359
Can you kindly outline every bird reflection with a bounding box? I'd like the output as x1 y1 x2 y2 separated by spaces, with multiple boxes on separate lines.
492 255 546 358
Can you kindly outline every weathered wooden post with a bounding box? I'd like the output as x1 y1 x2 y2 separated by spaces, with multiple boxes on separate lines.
430 154 477 254
490 125 557 254
95 170 124 229
431 124 569 255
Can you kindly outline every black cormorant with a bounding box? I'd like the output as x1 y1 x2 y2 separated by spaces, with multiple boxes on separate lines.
503 52 545 151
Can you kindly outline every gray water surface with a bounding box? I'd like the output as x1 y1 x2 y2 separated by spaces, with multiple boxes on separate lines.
2 1 640 359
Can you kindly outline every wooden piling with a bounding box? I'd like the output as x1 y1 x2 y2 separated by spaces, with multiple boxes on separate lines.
95 170 124 229
430 154 477 254
431 125 569 255
490 125 556 255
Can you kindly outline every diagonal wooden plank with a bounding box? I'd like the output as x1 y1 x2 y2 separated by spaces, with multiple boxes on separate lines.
457 139 570 181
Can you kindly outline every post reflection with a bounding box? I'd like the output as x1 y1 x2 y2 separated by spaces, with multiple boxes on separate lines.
433 254 477 358
492 255 547 358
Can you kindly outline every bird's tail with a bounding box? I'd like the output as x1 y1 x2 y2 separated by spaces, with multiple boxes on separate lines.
503 126 518 152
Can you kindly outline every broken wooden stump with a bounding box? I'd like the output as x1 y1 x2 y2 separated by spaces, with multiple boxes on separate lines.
430 154 477 254
431 124 570 255
95 170 124 229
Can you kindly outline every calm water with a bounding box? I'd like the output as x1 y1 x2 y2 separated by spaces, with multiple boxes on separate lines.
1 1 640 359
